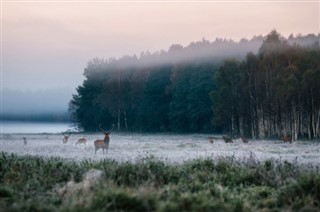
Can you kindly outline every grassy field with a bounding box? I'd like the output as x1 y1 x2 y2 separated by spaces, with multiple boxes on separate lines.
0 152 319 211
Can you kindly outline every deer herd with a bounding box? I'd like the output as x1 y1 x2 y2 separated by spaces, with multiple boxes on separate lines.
208 135 293 144
21 124 294 154
58 124 115 154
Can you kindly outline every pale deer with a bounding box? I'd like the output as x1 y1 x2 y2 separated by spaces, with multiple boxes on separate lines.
281 135 292 143
94 124 114 154
222 136 233 143
62 131 71 144
23 137 27 145
76 138 87 145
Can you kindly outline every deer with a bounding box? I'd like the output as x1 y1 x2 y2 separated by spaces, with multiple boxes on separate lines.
209 138 214 144
94 124 114 154
208 136 218 144
62 131 71 144
281 135 292 143
222 136 233 143
241 136 249 143
23 137 27 145
76 138 87 146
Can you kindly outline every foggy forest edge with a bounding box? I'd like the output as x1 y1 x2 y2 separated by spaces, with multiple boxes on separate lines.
69 31 320 139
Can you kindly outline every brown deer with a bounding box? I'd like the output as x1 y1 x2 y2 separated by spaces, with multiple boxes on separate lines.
94 124 114 154
76 138 87 145
62 131 71 144
23 137 27 145
281 135 292 143
208 136 217 144
241 136 249 143
209 138 214 144
222 136 233 143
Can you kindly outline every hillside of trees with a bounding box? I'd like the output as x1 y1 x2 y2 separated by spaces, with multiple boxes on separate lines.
70 31 319 139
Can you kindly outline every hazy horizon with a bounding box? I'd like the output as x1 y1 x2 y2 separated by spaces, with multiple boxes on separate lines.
1 1 319 116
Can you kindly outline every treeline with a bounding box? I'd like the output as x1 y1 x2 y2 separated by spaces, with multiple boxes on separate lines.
70 31 320 138
70 60 218 132
213 31 320 139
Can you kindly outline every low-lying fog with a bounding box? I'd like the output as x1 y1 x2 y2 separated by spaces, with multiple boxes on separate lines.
1 133 319 166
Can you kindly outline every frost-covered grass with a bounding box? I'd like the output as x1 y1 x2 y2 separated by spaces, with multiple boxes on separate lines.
0 133 320 165
0 153 319 211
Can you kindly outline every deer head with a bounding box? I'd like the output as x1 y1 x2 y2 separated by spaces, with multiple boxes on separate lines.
62 131 71 144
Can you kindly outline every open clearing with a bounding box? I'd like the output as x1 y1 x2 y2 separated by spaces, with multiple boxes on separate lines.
1 133 319 165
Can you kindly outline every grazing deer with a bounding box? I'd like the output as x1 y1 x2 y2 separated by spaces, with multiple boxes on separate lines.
222 136 233 143
94 124 114 154
23 137 27 145
281 135 292 143
62 131 71 144
241 136 249 143
76 138 87 145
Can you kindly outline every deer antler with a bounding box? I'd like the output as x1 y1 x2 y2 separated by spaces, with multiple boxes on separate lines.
110 124 115 132
99 124 115 134
99 124 108 134
62 131 71 137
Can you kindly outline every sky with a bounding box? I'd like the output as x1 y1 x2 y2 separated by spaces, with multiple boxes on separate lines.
1 0 319 114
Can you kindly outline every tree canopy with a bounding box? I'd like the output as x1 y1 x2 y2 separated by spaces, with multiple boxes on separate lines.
70 31 320 139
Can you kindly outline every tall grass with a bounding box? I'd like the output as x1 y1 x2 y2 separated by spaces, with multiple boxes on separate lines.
0 152 319 211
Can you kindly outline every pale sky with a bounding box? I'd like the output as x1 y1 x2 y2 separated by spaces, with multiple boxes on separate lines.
1 1 320 92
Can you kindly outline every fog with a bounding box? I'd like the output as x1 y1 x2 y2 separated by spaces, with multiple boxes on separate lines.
1 133 319 165
0 88 73 120
81 33 319 72
2 2 318 119
2 33 319 120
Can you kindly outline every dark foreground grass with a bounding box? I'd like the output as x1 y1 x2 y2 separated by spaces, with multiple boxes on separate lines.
0 152 319 211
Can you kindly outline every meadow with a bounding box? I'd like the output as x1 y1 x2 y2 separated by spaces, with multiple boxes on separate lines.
1 152 320 211
1 133 320 211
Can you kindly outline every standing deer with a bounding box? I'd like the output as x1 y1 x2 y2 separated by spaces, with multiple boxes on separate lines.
281 135 292 143
222 136 233 143
23 137 27 145
62 131 71 144
76 138 87 145
94 124 114 154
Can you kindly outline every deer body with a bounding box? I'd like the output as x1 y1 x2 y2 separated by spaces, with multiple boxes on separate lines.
241 136 249 143
209 138 214 144
94 124 114 154
94 134 110 154
281 135 292 143
76 138 87 145
23 137 27 145
223 136 233 143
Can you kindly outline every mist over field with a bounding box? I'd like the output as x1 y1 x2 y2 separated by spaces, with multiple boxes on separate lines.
0 88 72 121
1 133 320 166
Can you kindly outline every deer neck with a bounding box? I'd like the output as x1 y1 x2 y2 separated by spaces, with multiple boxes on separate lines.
104 134 110 143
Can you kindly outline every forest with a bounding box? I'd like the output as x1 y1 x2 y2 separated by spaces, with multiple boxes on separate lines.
70 31 320 139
